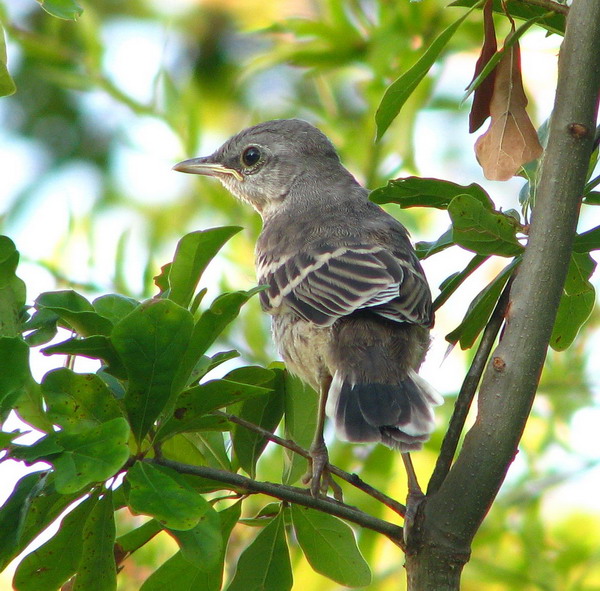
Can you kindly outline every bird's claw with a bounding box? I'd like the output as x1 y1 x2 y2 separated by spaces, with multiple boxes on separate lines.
302 442 343 501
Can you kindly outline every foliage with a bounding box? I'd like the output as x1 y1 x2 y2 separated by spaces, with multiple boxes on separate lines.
0 0 599 590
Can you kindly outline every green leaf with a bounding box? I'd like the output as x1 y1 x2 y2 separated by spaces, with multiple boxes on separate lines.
126 462 209 530
227 510 292 591
140 502 241 591
0 337 32 421
189 350 241 384
282 370 317 485
36 0 83 20
116 519 163 555
433 254 488 310
0 339 51 432
172 288 264 395
168 227 242 309
224 365 276 387
141 550 217 591
112 299 194 442
370 177 493 210
239 502 281 526
375 3 479 140
446 259 519 349
73 492 117 591
160 432 207 467
154 262 171 294
563 252 596 294
0 472 80 571
158 376 272 440
291 505 371 587
232 378 285 478
0 236 26 336
197 431 233 471
168 505 223 569
551 290 596 352
10 433 63 463
12 495 94 591
23 307 59 346
13 378 54 433
448 194 524 257
191 288 208 314
0 430 18 447
573 226 600 253
583 191 600 205
35 291 113 337
415 228 455 260
42 335 126 379
42 368 124 431
0 473 41 570
160 433 235 488
92 294 139 325
550 253 596 351
167 431 233 472
161 421 232 464
51 417 131 494
0 26 16 97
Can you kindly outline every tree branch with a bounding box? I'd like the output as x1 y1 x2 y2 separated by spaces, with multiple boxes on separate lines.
517 0 569 16
408 0 600 586
149 457 405 548
212 410 407 516
519 0 569 16
427 277 512 495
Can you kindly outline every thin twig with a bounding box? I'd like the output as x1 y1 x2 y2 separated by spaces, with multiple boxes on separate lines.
149 457 406 549
517 0 569 16
427 277 513 495
213 410 407 516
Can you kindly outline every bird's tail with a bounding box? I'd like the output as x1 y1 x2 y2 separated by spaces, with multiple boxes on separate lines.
325 369 443 451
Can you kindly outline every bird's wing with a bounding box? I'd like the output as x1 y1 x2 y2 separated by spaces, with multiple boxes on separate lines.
257 243 432 327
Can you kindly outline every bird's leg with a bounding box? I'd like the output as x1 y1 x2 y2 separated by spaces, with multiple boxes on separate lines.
302 375 341 498
401 452 425 545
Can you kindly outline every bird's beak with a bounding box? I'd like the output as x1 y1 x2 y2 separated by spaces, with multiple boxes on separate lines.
172 157 243 181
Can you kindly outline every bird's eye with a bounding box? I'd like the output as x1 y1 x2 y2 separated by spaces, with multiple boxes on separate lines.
241 146 262 167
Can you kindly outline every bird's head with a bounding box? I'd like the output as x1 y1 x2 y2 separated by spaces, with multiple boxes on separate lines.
173 119 343 217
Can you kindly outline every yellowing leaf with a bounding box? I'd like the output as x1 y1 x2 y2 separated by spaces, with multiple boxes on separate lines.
474 32 543 181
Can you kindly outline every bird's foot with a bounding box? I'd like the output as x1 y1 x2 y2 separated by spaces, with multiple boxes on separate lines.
302 441 343 501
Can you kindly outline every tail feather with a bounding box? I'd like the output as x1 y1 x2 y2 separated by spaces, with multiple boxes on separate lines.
326 369 442 452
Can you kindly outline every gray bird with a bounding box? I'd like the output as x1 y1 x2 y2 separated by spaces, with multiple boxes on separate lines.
174 119 442 495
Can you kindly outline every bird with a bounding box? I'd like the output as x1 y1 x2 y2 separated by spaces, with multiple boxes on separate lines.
173 119 442 497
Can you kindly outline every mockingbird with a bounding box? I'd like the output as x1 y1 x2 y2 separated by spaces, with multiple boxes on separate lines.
174 119 442 496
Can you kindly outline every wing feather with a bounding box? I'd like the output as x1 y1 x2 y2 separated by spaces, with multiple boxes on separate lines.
257 242 432 327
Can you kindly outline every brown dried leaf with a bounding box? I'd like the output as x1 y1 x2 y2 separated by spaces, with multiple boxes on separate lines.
469 0 497 133
474 33 543 181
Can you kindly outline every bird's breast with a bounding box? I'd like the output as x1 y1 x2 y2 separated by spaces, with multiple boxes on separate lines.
271 315 333 390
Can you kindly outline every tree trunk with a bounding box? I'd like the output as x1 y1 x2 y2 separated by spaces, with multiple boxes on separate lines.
405 0 600 587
